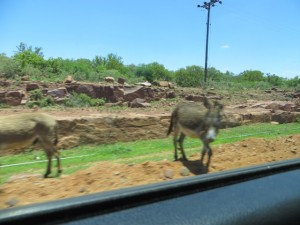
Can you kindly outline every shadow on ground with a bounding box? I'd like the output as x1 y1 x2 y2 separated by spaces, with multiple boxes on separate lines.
179 158 208 175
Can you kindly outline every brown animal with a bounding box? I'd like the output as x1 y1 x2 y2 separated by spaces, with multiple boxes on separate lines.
167 98 223 167
0 113 62 178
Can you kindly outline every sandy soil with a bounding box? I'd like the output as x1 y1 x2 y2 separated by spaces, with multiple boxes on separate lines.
1 134 299 209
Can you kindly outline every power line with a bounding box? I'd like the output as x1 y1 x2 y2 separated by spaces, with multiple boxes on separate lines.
197 0 222 83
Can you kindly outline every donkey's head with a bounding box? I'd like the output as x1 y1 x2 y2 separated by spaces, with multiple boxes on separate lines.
202 98 224 142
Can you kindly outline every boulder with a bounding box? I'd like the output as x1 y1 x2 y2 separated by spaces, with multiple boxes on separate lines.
65 83 124 102
128 98 151 108
4 91 23 106
158 81 169 87
26 83 40 92
105 77 115 83
166 91 176 99
117 77 126 85
135 81 151 87
185 95 205 102
124 86 154 102
64 75 74 84
21 75 30 81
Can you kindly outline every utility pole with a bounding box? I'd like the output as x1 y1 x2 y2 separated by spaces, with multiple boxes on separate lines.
197 0 222 83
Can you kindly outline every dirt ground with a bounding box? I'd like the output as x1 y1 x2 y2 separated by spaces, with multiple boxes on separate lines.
1 134 299 209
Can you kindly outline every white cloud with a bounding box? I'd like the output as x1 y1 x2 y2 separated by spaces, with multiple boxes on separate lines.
221 45 230 49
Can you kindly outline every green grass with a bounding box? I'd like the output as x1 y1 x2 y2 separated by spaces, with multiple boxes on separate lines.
1 122 299 184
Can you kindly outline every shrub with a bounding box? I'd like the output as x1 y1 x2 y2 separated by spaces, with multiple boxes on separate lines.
28 89 55 107
0 54 21 79
64 92 105 107
29 89 44 101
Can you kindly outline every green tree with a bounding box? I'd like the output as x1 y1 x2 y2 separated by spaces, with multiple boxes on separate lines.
207 67 224 81
135 62 172 82
93 53 124 72
174 65 204 87
0 54 21 79
266 73 284 86
14 42 46 69
237 70 265 82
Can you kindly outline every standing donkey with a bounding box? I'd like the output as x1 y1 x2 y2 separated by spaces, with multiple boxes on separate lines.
167 98 223 167
0 113 62 178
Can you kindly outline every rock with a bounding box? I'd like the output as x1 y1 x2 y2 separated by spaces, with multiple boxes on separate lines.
164 169 174 179
124 86 154 102
47 87 69 98
265 103 280 111
168 82 175 89
79 187 86 193
158 81 169 87
128 98 151 108
166 91 176 99
271 111 299 124
105 77 115 83
65 83 124 103
180 167 190 176
21 75 30 81
0 79 11 87
135 81 151 87
5 198 19 208
185 95 205 102
4 91 23 106
117 77 126 85
64 75 74 84
26 83 40 92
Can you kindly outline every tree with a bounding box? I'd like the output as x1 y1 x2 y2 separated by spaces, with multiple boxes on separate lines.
174 66 204 87
93 53 124 72
207 67 224 81
135 62 172 82
14 42 45 69
266 73 284 86
237 70 265 82
0 54 21 79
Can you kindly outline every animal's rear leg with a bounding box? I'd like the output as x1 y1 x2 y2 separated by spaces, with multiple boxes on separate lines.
178 133 187 160
173 136 179 161
44 152 52 178
54 148 62 176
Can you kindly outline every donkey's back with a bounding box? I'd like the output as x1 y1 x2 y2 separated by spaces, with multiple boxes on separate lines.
0 113 57 150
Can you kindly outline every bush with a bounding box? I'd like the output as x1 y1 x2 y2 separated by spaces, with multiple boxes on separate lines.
0 54 20 79
29 89 44 101
175 66 204 87
28 89 55 108
64 92 105 107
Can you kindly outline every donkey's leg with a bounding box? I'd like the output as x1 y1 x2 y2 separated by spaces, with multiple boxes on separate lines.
200 139 213 167
173 128 179 161
44 151 52 178
178 133 187 160
53 147 62 176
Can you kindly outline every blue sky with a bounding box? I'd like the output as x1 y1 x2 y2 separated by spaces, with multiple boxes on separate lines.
0 0 299 78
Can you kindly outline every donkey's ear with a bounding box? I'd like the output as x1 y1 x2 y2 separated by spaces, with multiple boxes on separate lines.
203 97 211 109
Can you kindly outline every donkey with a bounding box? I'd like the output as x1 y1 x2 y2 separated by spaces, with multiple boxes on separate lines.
0 113 62 178
167 98 223 167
